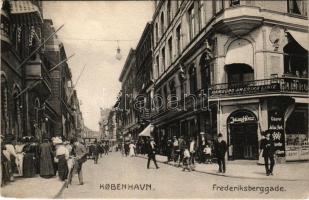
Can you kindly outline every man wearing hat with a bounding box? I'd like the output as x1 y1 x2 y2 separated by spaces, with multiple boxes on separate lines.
214 133 227 173
146 137 159 169
260 130 275 176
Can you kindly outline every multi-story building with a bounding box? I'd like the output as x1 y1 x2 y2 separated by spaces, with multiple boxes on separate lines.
135 22 154 131
118 49 139 141
1 1 84 141
150 0 308 162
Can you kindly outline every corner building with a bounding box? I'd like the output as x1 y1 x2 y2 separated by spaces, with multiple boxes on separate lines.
151 0 308 161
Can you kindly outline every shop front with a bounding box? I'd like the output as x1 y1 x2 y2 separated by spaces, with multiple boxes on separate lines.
227 109 259 160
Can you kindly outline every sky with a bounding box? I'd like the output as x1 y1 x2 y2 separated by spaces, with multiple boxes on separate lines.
43 1 154 131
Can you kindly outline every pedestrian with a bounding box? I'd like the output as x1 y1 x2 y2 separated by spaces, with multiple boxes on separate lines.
93 141 99 164
182 147 191 172
98 142 104 158
1 139 10 186
260 131 275 176
39 138 54 178
199 134 206 163
105 143 110 155
178 136 186 167
146 137 159 169
3 134 17 181
15 138 25 177
129 141 136 157
172 136 179 165
203 144 212 164
55 139 69 181
166 139 173 162
124 142 129 157
73 138 87 185
214 133 227 173
189 137 197 167
23 137 37 178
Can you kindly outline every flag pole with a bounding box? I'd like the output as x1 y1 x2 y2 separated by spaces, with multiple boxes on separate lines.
49 53 75 72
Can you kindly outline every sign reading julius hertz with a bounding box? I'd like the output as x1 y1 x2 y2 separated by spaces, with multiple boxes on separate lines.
268 110 285 157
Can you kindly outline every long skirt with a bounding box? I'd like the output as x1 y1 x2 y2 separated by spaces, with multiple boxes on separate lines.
23 153 36 178
57 155 68 181
1 160 10 185
16 153 24 176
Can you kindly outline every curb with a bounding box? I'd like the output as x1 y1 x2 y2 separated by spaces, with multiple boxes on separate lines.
136 155 309 182
53 180 67 198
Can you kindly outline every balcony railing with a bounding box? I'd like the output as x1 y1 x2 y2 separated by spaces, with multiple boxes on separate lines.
209 77 308 98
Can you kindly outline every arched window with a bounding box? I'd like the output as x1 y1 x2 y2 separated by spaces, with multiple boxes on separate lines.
189 64 197 94
167 0 172 24
1 74 8 136
160 13 165 36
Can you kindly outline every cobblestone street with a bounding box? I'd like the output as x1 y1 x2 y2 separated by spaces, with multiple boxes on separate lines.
59 153 309 199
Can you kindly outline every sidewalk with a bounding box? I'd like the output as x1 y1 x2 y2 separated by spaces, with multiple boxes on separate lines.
1 175 66 198
137 154 309 181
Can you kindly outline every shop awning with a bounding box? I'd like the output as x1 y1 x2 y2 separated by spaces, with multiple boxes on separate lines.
10 1 43 25
293 97 309 104
225 39 254 67
287 30 309 51
138 124 154 137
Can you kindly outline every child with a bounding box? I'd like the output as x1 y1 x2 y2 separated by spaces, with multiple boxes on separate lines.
182 148 191 171
203 144 212 164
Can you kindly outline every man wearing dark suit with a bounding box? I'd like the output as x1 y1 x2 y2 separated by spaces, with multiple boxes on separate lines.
214 133 227 173
260 131 275 176
146 138 159 169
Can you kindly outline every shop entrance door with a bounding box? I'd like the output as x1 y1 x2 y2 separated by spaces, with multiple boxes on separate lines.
229 123 258 159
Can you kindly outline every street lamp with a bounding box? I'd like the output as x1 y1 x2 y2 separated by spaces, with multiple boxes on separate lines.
115 40 122 60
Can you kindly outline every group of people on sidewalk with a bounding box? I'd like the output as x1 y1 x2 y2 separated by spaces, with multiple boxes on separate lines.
131 130 277 176
1 134 87 187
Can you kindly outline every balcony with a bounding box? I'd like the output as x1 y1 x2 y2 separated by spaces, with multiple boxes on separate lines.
25 55 52 98
213 6 263 36
209 77 308 100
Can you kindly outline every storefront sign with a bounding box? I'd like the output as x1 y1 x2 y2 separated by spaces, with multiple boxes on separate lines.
268 110 285 157
228 110 257 124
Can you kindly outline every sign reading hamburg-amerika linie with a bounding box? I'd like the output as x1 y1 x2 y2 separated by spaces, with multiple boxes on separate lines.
268 110 285 157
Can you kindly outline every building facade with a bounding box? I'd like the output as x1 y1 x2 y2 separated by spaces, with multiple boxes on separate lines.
149 0 308 162
1 1 84 141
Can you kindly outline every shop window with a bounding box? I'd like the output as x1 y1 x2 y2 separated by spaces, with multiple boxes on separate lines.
288 0 307 16
283 36 308 78
230 0 240 6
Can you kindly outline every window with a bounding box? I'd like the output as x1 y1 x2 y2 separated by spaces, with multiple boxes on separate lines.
188 5 195 40
160 13 165 36
167 0 172 25
288 0 307 16
156 56 160 78
168 37 173 65
200 53 211 90
162 47 166 71
230 0 240 6
155 23 159 43
226 64 254 84
176 24 181 56
189 64 198 94
198 0 205 31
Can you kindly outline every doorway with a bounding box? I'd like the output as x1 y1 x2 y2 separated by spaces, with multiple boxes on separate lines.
229 123 258 160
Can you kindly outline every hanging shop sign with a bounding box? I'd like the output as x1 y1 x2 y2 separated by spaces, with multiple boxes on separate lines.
268 110 285 157
228 110 257 124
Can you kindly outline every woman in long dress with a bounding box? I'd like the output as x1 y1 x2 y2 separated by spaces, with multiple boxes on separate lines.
39 138 54 178
15 138 25 177
129 142 136 157
23 137 36 178
55 141 69 181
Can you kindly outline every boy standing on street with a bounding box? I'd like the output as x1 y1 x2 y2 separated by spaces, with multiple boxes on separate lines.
214 133 227 173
